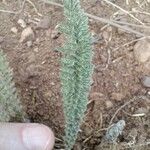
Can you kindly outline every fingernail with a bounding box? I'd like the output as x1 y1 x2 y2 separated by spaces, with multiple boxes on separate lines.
22 125 52 150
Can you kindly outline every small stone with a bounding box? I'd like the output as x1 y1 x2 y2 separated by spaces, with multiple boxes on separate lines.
51 29 60 39
33 47 39 52
111 92 125 101
26 41 32 47
17 19 27 28
50 82 55 86
134 39 150 63
36 16 51 29
11 27 18 34
105 120 126 142
142 76 150 88
0 36 4 43
105 100 113 109
147 91 150 95
20 27 34 43
102 26 112 42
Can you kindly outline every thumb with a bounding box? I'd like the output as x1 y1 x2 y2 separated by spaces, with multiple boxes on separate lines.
0 123 55 150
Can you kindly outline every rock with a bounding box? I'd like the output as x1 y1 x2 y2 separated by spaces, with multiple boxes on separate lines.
26 41 33 47
20 27 34 43
17 19 27 28
134 39 150 63
36 16 51 29
0 36 4 43
11 27 18 34
110 92 125 101
105 100 113 109
105 120 126 142
141 76 150 88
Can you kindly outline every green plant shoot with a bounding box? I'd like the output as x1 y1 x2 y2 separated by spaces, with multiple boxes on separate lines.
60 0 94 149
0 50 22 121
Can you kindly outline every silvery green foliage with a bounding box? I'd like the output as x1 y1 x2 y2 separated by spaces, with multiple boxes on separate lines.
60 0 93 149
105 120 126 143
0 50 22 121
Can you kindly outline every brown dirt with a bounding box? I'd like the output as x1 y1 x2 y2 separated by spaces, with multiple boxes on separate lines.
0 0 150 149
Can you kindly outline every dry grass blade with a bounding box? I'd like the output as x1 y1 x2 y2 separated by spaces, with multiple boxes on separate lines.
102 0 144 25
0 0 42 16
42 0 148 37
109 96 147 125
0 0 25 14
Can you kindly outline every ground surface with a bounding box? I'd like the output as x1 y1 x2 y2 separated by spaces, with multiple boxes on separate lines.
0 0 150 149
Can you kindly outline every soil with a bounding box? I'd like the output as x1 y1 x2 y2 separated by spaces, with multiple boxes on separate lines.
0 0 150 149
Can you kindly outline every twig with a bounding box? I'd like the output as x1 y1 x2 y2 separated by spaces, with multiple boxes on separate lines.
26 0 42 16
132 8 150 16
86 13 147 37
97 48 111 71
102 0 144 25
112 20 150 29
0 0 26 14
119 141 150 149
42 0 148 37
0 9 17 14
122 110 146 117
42 0 63 7
0 0 42 16
109 96 147 125
113 37 147 52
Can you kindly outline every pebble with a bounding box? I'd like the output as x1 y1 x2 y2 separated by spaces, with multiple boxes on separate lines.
20 27 35 43
134 39 150 63
11 27 18 34
102 26 112 42
33 47 39 52
26 41 33 47
36 16 51 29
105 100 113 109
17 19 27 28
51 29 60 39
141 76 150 88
